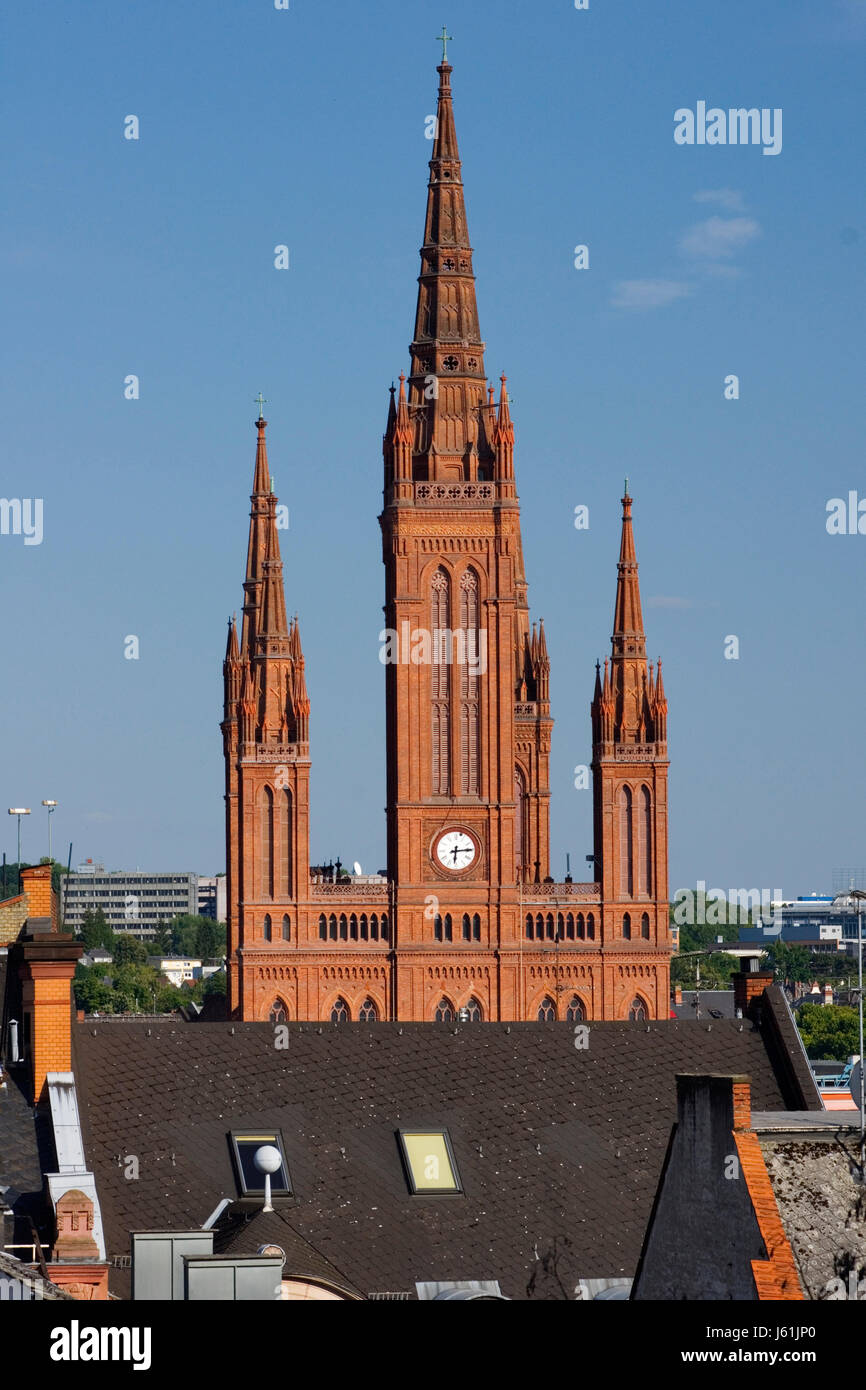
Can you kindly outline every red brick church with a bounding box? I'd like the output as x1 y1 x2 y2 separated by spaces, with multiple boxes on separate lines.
221 58 671 1023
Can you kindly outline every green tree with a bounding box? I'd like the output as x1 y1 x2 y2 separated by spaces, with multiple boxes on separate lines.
0 862 31 903
113 933 148 966
169 914 226 957
767 942 812 987
152 921 172 955
155 983 189 1013
195 918 221 960
203 970 226 997
796 1003 860 1060
79 908 115 952
112 962 164 1012
73 964 114 1014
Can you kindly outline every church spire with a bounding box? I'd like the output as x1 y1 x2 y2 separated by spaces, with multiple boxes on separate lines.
404 56 490 476
612 483 646 660
241 415 273 655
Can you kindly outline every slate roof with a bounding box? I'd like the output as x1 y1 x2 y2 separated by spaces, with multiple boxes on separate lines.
73 1014 798 1300
671 990 736 1021
213 1206 364 1298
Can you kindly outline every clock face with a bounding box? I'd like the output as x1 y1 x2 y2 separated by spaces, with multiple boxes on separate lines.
435 830 477 872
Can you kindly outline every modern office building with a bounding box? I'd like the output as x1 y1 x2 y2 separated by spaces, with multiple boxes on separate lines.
62 864 198 940
197 875 227 923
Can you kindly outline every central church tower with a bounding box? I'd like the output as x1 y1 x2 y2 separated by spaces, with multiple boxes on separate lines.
380 58 552 1016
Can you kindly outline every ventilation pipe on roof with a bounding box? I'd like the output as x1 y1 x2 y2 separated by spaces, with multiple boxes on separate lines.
7 1019 21 1064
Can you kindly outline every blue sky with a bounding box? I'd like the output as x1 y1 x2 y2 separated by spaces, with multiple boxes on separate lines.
2 0 865 897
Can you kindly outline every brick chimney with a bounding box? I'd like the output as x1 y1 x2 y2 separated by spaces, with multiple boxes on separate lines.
9 868 81 1106
674 985 683 1005
20 863 58 928
732 957 774 1020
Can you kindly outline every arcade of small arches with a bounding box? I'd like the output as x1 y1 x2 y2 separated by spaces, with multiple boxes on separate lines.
525 911 596 941
317 912 389 942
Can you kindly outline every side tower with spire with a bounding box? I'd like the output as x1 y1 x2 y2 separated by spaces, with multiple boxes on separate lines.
591 485 671 1015
222 413 311 1018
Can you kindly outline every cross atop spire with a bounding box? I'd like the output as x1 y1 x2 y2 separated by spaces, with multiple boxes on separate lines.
254 392 267 420
436 25 453 62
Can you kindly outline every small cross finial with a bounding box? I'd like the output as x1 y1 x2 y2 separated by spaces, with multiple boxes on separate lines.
436 25 452 61
255 392 267 420
624 475 629 496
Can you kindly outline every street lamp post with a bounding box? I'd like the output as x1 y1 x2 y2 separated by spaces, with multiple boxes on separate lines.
41 800 57 862
7 809 31 892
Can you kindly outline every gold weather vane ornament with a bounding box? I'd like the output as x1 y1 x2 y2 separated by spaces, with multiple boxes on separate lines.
436 26 453 61
255 393 267 419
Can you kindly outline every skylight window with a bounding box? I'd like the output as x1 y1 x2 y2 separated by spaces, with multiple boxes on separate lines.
229 1131 292 1197
397 1130 463 1195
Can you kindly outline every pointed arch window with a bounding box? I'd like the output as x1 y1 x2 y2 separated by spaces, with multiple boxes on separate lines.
381 914 389 941
462 913 471 942
257 785 275 900
641 911 651 940
623 912 631 941
330 997 350 1023
546 913 555 941
462 997 482 1022
586 912 595 940
435 997 454 1023
359 997 378 1022
370 914 379 941
537 996 556 1022
278 789 292 898
434 914 443 942
459 570 480 795
263 914 272 943
515 767 527 874
360 913 368 941
618 786 633 897
328 914 337 941
472 913 481 942
350 914 358 941
318 914 327 941
431 568 451 794
566 995 585 1023
268 999 288 1025
535 913 544 941
638 785 652 896
628 997 648 1022
443 913 453 943
281 914 291 942
525 913 533 940
339 914 348 942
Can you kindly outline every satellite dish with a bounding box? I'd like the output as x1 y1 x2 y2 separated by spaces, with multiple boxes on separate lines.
353 861 362 876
